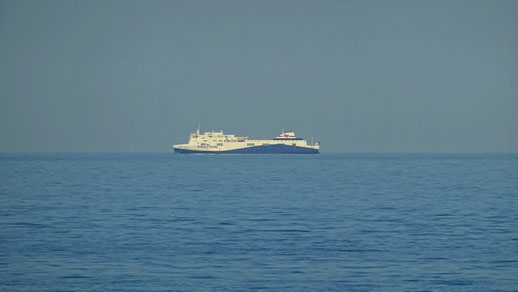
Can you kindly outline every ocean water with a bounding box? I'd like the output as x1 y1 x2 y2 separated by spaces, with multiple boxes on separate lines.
1 153 517 291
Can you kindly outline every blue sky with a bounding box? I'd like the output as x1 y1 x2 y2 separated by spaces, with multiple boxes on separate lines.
1 0 516 152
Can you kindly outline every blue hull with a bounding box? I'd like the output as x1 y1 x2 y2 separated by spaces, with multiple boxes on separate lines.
174 144 319 154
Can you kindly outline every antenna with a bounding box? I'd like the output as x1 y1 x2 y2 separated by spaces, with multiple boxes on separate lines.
197 122 200 136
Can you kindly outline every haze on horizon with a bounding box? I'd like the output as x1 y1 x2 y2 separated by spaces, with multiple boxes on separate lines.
0 0 516 153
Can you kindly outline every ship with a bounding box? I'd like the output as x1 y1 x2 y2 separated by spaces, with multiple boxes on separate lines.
173 129 320 154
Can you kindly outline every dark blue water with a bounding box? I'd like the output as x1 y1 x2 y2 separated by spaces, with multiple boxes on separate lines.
1 153 517 291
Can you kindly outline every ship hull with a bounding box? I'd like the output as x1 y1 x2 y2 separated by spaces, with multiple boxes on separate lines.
174 144 319 154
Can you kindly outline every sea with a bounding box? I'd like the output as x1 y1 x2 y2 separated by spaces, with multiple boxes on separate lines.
1 153 517 291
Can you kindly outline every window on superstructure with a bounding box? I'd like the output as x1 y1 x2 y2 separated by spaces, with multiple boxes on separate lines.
247 143 254 146
217 143 223 146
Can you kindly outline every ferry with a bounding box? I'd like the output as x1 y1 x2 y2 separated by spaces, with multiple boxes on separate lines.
173 129 320 154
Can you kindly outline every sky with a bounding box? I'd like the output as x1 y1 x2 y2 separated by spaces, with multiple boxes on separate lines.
0 0 516 152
